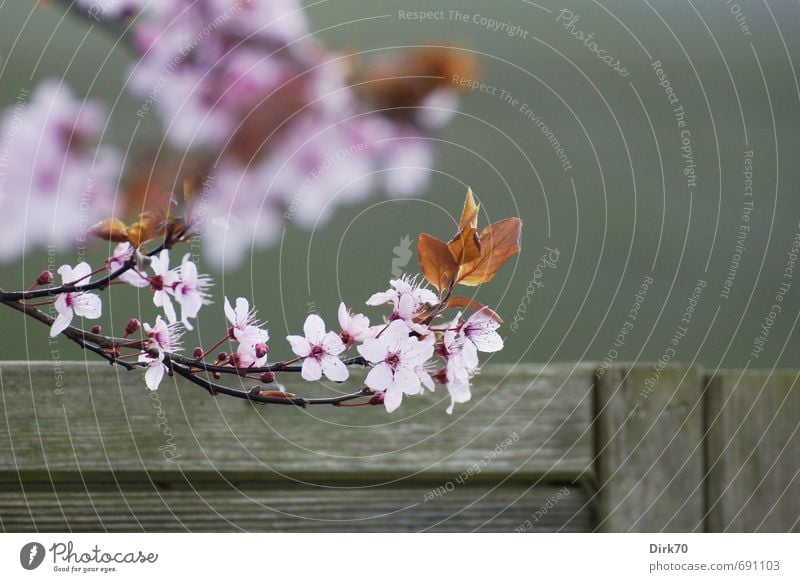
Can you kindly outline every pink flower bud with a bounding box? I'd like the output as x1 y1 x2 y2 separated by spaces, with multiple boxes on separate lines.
368 392 386 406
125 318 141 335
90 325 102 334
192 347 204 359
259 371 276 384
254 343 268 359
217 351 228 363
36 270 54 286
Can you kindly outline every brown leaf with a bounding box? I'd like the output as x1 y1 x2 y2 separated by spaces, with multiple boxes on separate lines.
448 225 481 264
457 218 522 286
459 187 479 232
90 218 129 243
445 296 503 323
418 233 459 292
126 211 163 248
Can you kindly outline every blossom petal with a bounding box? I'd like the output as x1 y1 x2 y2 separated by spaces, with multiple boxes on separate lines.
395 365 421 396
417 367 435 391
69 261 93 284
50 309 73 338
365 363 393 392
396 293 416 320
224 297 236 324
446 379 471 414
414 287 439 306
71 292 102 319
357 338 388 364
384 386 403 413
338 302 349 330
366 290 394 306
180 254 197 284
56 264 73 283
303 313 326 343
145 364 165 391
470 330 504 352
321 331 345 356
301 357 322 381
462 339 480 370
286 335 311 357
321 355 348 382
161 294 177 324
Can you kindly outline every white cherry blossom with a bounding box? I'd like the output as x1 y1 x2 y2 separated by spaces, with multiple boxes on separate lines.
357 319 435 412
287 314 348 382
49 262 102 337
138 316 182 391
106 242 149 288
337 302 374 346
148 249 179 324
173 254 212 330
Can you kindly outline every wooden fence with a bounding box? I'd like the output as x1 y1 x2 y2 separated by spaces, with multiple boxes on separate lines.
0 361 797 532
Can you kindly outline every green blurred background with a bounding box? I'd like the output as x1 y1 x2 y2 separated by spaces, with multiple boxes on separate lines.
1 0 799 369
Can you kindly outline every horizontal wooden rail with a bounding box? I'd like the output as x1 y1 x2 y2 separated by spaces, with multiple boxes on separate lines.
0 361 797 532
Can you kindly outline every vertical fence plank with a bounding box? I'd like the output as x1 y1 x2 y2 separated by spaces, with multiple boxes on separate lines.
595 365 705 532
705 369 800 532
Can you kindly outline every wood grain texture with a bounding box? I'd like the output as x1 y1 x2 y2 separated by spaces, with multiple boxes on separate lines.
0 361 593 481
705 369 800 532
595 364 705 532
0 484 589 532
0 361 594 532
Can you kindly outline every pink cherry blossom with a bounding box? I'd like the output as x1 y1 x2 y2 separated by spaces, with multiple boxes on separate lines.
173 254 212 330
462 307 504 365
224 297 270 367
366 276 439 329
287 314 348 382
338 302 373 346
49 262 102 337
138 315 182 390
440 313 478 414
224 297 268 343
357 319 435 413
148 249 179 324
106 242 149 288
76 0 144 19
0 81 121 263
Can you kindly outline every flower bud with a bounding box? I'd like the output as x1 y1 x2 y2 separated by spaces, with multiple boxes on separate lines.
368 391 386 406
90 325 102 334
432 368 448 384
125 318 141 335
217 351 228 363
36 270 54 286
192 347 204 359
259 371 276 384
254 343 268 359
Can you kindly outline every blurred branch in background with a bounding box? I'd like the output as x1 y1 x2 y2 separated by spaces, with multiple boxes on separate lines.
2 0 477 269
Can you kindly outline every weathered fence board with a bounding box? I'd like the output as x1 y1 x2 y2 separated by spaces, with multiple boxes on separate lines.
595 365 705 532
0 484 589 533
705 369 800 532
0 361 594 532
0 362 593 480
1 361 799 532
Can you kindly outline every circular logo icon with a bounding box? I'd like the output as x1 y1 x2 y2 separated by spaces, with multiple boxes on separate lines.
20 542 45 570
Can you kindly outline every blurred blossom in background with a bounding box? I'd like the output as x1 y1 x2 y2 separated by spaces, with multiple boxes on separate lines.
0 0 474 269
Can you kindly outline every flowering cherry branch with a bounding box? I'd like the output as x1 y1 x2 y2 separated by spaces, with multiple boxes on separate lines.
0 188 521 413
2 1 477 269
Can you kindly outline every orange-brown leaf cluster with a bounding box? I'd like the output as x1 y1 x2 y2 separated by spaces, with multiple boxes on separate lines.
417 187 521 299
